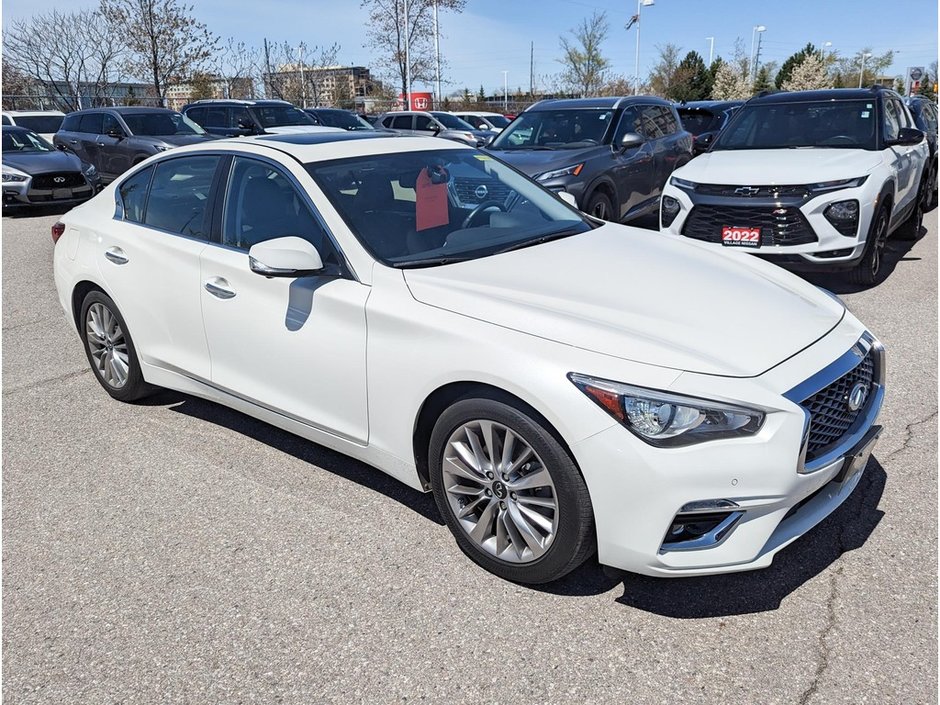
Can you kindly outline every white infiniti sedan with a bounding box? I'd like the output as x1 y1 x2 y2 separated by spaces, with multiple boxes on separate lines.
52 132 885 583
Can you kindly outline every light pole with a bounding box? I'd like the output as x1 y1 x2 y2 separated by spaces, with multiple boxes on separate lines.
858 52 872 88
297 43 307 108
706 36 714 66
502 70 508 111
749 25 766 82
433 0 441 105
633 0 655 96
404 0 411 110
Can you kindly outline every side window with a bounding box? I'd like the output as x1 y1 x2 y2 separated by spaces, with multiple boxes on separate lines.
186 107 207 125
391 115 412 129
78 113 103 134
637 105 664 139
1 114 11 125
414 115 435 131
660 107 680 135
221 157 339 265
204 107 227 127
102 113 122 135
613 106 641 144
143 156 219 238
61 113 80 131
230 107 251 129
119 166 154 223
883 99 901 142
927 104 939 132
896 100 913 129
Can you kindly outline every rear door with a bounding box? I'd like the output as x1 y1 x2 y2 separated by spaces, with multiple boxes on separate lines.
884 97 917 213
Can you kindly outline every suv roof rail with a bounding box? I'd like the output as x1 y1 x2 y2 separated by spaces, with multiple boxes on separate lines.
187 98 291 106
756 89 776 98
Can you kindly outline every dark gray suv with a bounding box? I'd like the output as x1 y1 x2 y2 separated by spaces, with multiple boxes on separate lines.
54 107 216 182
486 97 693 221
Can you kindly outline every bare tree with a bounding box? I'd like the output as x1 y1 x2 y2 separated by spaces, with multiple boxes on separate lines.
361 0 466 98
213 38 261 99
261 40 341 106
100 0 218 103
3 8 124 110
558 11 610 97
832 48 894 88
647 44 682 97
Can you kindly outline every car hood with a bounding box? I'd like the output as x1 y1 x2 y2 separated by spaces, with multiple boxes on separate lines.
679 148 883 184
486 145 611 178
403 224 844 377
263 125 344 135
2 149 82 174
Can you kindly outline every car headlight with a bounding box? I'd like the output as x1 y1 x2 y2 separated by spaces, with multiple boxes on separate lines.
2 167 29 183
537 164 584 182
81 163 97 176
809 176 868 193
569 373 765 447
669 176 697 191
154 145 170 152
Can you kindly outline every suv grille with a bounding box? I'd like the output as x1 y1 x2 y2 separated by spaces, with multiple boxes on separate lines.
453 178 513 206
694 184 810 199
31 172 86 189
682 205 818 246
801 350 875 460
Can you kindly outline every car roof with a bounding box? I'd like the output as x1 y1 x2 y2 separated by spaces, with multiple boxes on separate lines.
748 88 898 104
3 110 66 117
676 100 743 111
305 108 353 113
69 106 180 114
2 125 35 133
526 96 671 111
183 99 293 107
453 111 504 116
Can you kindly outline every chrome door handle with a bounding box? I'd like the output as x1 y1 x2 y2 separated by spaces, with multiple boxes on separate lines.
104 247 128 265
69 140 78 144
204 277 236 300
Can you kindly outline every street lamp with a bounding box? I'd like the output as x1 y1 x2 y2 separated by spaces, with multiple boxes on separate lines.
296 43 306 108
404 0 411 110
858 52 872 88
633 0 655 96
749 25 766 82
502 70 508 111
706 36 715 66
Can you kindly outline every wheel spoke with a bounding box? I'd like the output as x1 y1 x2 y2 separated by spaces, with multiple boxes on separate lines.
495 508 509 555
465 427 490 473
469 499 498 542
507 502 546 558
446 482 484 497
457 496 487 519
508 468 551 491
508 445 534 472
517 503 553 534
451 439 482 473
516 495 555 509
479 420 500 469
500 430 517 472
443 455 485 484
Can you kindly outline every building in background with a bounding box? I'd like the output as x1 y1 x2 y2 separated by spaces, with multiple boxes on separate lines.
165 75 255 110
262 65 374 110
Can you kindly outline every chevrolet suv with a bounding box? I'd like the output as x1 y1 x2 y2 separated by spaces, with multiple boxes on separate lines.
660 87 931 285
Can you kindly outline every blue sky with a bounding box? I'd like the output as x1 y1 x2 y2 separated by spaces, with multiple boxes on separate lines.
3 0 937 94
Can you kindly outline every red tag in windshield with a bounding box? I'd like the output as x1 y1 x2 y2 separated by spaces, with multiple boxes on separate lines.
416 167 449 231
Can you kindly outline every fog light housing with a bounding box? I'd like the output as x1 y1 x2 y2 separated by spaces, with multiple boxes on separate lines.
661 195 681 227
824 199 859 236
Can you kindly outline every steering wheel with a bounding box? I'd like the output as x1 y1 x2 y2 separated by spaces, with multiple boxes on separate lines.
819 135 856 146
461 200 508 229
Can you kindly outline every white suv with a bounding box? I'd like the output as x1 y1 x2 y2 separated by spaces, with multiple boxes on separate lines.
660 87 931 285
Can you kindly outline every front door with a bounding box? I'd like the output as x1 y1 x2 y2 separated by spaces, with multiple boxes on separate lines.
199 156 370 442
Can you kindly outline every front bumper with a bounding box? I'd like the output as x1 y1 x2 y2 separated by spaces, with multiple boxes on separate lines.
570 327 885 577
660 180 878 270
3 175 99 207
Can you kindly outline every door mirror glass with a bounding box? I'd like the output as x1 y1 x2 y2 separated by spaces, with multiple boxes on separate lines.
107 128 125 139
620 132 645 150
248 236 324 277
558 191 578 208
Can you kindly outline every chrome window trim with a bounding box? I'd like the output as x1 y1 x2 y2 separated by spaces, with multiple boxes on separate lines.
785 332 885 474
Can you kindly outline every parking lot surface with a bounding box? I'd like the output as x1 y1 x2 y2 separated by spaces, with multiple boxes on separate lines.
3 207 937 704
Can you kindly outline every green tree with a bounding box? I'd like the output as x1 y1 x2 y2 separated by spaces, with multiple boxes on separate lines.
477 84 486 102
101 0 218 104
711 61 750 100
775 43 818 89
753 65 773 94
781 54 830 92
668 50 711 101
832 48 894 89
647 43 681 97
188 71 215 101
558 11 610 97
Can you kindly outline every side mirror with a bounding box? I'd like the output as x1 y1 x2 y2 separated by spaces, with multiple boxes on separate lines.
431 123 442 135
558 191 578 208
695 133 714 152
107 128 125 139
55 142 68 151
619 132 645 151
482 133 496 147
248 236 324 277
236 119 256 134
889 127 924 147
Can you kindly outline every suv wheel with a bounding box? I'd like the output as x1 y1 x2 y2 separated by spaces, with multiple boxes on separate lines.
585 191 614 221
429 397 595 584
849 206 890 287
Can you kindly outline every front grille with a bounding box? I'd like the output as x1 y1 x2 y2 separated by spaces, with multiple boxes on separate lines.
682 204 818 246
31 172 86 189
801 351 875 460
694 183 811 199
453 177 513 206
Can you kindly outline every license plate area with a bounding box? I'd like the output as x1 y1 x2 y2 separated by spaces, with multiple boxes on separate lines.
52 188 72 200
721 226 761 248
834 425 881 484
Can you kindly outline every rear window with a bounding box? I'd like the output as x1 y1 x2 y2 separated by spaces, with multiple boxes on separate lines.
13 115 64 134
678 109 719 136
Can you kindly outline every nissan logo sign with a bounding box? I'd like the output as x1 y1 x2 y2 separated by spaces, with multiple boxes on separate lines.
474 184 489 200
846 382 869 412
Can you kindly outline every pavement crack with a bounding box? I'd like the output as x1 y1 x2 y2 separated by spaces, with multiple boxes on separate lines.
2 368 90 395
879 409 938 465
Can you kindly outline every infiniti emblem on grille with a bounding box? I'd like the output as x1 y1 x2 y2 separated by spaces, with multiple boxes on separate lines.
734 186 760 196
846 382 869 412
474 184 488 200
53 176 66 183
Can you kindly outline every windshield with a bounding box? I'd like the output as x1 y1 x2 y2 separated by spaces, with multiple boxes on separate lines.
485 115 511 128
678 109 719 136
254 105 317 127
312 110 373 130
713 100 878 150
432 113 477 131
491 109 614 150
308 149 591 267
2 129 54 152
122 112 206 136
12 115 63 134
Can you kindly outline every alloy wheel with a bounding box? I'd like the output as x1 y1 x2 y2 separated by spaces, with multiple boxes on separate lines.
869 212 888 279
85 302 130 388
442 420 559 563
592 201 608 219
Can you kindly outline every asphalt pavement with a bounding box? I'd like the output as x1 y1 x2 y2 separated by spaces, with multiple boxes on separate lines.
2 204 937 704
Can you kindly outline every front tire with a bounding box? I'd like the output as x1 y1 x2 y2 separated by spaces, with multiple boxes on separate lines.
429 397 595 584
80 291 152 402
585 190 614 221
896 176 929 241
849 205 890 287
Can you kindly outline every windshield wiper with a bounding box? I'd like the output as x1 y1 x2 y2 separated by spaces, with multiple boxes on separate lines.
391 254 477 268
493 227 585 255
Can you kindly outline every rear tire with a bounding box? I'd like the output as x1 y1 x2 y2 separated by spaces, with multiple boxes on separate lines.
896 176 928 241
429 397 595 584
80 291 153 402
848 205 890 287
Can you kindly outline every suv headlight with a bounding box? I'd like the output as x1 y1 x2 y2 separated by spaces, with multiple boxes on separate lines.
809 176 868 194
661 195 681 227
569 373 765 447
823 199 859 236
2 167 29 183
669 176 697 191
537 164 584 181
81 163 97 177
